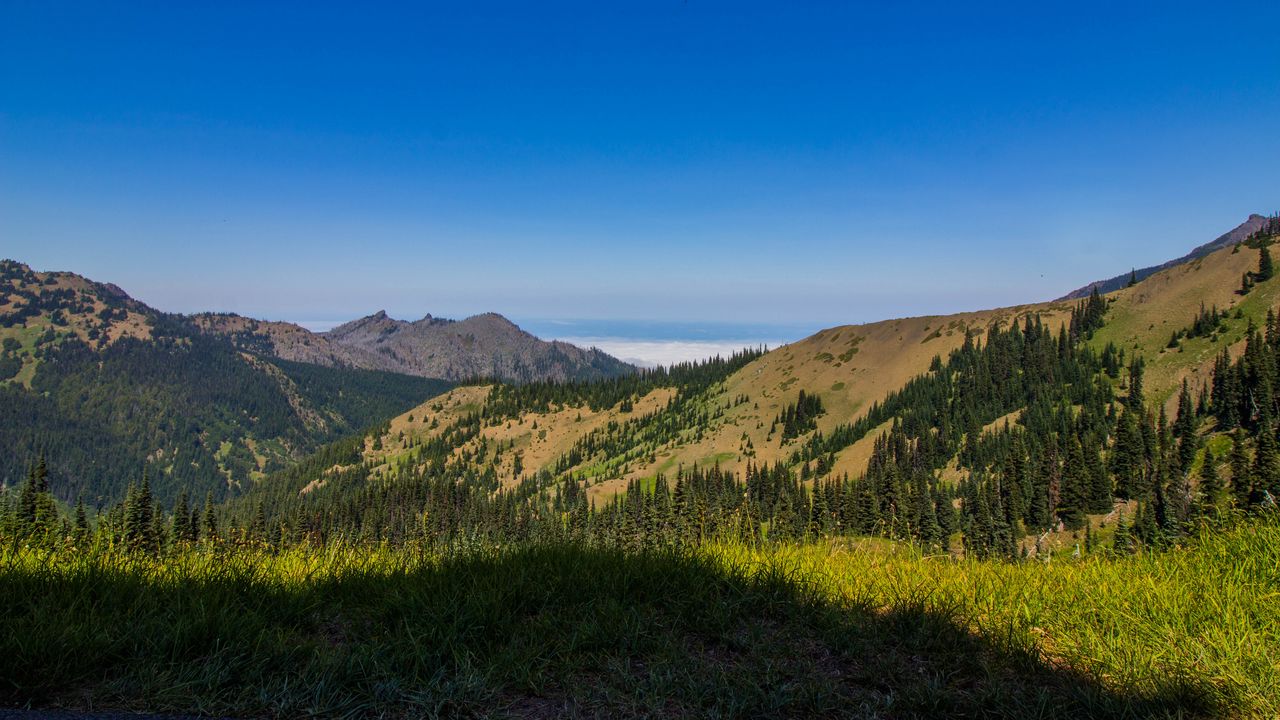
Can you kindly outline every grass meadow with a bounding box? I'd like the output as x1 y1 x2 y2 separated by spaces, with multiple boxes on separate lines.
2 515 1277 718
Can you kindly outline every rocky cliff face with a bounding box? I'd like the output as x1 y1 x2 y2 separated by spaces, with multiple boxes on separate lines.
196 308 634 383
322 311 635 382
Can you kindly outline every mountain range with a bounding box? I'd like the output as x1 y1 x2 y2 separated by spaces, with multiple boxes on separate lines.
0 260 630 504
3 212 1275 509
191 309 633 383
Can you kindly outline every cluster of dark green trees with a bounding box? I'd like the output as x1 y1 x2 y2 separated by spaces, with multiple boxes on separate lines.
773 390 824 440
1209 312 1280 507
0 455 225 551
1169 303 1230 348
482 349 766 418
0 262 99 330
791 289 1109 470
0 457 64 544
0 337 22 380
1240 239 1275 294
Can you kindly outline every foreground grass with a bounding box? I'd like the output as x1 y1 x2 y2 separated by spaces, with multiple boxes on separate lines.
1 520 1277 718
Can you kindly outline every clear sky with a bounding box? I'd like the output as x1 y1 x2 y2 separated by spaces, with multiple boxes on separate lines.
3 2 1279 339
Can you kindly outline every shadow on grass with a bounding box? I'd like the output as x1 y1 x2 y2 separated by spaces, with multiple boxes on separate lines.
1 545 1216 719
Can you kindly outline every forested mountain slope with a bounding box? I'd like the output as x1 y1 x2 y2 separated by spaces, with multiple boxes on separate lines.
304 225 1280 511
199 223 1280 571
0 260 452 506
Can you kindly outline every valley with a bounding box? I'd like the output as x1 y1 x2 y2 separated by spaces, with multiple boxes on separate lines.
4 216 1280 718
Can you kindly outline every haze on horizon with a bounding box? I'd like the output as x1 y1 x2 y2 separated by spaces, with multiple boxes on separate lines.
3 1 1279 338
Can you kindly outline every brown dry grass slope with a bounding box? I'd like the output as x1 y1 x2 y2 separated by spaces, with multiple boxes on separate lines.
1088 241 1280 410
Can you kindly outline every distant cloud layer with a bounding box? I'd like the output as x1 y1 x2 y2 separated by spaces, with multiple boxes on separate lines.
286 319 781 368
294 320 346 332
555 337 780 369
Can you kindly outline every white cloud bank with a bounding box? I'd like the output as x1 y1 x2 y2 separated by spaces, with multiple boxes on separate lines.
555 337 781 369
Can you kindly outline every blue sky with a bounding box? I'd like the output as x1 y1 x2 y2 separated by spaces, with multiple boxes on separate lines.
3 2 1279 347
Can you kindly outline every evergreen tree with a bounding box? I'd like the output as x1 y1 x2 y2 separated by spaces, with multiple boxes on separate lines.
1127 357 1146 410
1111 408 1143 499
171 490 192 543
1251 423 1278 504
74 497 89 539
202 491 218 541
1193 446 1222 518
124 471 156 552
1230 429 1252 506
1173 380 1199 474
1057 438 1089 530
1112 511 1135 555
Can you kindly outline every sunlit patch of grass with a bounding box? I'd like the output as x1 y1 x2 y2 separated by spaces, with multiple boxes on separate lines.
1 517 1276 718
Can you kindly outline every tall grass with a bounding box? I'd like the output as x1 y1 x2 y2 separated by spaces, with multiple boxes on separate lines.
714 517 1280 716
1 518 1276 718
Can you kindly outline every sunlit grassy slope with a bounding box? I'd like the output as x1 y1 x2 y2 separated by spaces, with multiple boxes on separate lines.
1089 242 1280 408
357 241 1279 496
2 516 1276 718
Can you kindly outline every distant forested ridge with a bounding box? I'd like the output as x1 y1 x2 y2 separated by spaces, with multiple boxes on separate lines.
0 260 451 506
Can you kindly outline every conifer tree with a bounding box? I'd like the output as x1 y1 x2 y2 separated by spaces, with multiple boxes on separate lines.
1127 357 1146 410
964 477 994 559
1086 434 1113 513
1251 422 1278 504
72 494 86 525
202 491 218 541
1057 438 1089 530
1111 408 1143 499
171 490 192 543
1193 446 1222 518
912 474 941 549
17 464 39 534
1112 511 1134 555
124 471 156 552
1173 380 1199 474
1230 429 1252 506
1134 497 1160 546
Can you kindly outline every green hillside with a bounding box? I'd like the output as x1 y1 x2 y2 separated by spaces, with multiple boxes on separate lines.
209 231 1280 559
0 260 452 505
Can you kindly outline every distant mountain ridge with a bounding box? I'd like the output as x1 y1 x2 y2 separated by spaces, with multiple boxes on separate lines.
195 309 635 383
324 310 636 382
1059 214 1269 299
